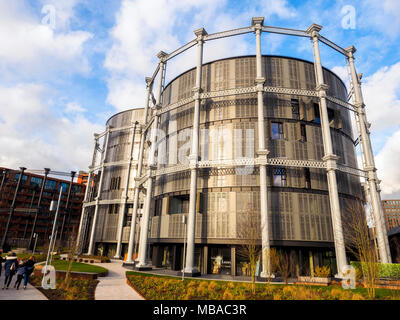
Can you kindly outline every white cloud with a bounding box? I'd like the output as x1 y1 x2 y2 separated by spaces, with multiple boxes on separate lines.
362 62 400 131
376 129 400 198
360 0 400 39
65 102 86 113
0 83 103 171
104 0 297 110
0 1 92 79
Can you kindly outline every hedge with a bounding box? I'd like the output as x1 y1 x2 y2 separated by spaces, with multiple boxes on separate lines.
351 261 400 279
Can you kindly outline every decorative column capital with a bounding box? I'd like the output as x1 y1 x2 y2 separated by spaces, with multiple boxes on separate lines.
188 154 199 169
251 17 264 30
255 77 265 88
256 149 269 156
345 45 357 58
145 77 152 87
192 86 202 99
256 149 269 165
157 50 168 62
194 27 207 42
322 154 339 171
306 23 322 37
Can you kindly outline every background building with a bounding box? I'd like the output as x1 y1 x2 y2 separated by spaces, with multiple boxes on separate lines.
78 19 391 277
382 199 400 231
77 109 144 258
0 167 85 250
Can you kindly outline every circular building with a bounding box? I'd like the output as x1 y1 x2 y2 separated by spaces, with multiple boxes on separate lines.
78 108 144 258
148 55 362 276
79 19 391 276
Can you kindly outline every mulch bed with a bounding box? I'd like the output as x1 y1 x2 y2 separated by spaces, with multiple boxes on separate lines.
29 275 99 300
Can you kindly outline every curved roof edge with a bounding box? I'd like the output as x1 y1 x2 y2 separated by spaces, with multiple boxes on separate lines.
106 107 144 126
164 54 347 91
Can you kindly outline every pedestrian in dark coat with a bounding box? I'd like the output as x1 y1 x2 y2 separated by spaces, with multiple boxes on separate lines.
22 256 35 290
14 262 25 290
3 252 18 289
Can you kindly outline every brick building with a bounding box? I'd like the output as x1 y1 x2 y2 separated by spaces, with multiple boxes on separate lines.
0 167 85 250
382 199 400 231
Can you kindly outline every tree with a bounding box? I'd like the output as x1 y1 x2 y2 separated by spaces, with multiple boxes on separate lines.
270 248 294 284
342 200 379 298
236 206 262 295
63 226 78 290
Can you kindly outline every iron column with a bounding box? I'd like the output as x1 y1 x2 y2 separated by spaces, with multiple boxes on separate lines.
346 46 391 263
184 27 206 276
126 78 152 264
308 23 347 277
28 168 50 250
2 167 26 248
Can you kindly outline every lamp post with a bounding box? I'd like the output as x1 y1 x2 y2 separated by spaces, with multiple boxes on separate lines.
2 167 26 248
29 168 50 250
44 186 63 274
182 215 187 281
32 233 38 255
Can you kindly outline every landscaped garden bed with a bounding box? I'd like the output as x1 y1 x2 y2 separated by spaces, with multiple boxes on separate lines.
126 271 400 300
59 255 111 263
34 260 108 279
29 260 108 300
29 275 99 300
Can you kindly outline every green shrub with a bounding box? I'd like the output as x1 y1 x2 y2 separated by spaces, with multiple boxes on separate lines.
78 255 111 263
351 261 400 279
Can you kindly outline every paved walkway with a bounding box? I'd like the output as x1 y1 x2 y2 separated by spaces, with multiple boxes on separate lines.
0 269 47 300
94 259 144 300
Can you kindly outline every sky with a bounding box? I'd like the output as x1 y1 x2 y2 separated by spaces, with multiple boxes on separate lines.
0 0 399 198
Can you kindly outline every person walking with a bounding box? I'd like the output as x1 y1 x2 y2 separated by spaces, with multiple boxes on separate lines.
3 252 18 290
14 261 25 290
22 256 35 290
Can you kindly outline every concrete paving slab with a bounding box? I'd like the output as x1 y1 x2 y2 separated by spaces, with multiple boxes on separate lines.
94 259 144 300
0 268 47 300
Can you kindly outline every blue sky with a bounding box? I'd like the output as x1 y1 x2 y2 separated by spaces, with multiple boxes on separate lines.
0 0 399 197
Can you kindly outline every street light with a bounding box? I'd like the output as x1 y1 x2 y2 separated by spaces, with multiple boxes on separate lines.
43 186 63 274
32 233 38 255
182 215 187 281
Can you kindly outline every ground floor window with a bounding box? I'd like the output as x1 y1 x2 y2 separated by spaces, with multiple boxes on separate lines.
210 247 231 275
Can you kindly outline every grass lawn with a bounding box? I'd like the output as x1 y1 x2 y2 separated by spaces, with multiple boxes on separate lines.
50 260 108 274
126 271 400 300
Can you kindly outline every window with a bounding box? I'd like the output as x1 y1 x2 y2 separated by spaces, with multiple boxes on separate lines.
45 179 57 190
110 176 121 191
72 185 81 193
58 182 69 192
304 168 311 189
300 124 307 142
313 103 321 124
291 99 299 119
14 174 28 183
327 107 335 126
271 122 284 140
273 167 287 187
108 204 119 214
30 176 43 187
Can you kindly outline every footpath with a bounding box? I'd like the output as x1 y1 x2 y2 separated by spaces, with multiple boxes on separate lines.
94 259 144 300
0 268 47 300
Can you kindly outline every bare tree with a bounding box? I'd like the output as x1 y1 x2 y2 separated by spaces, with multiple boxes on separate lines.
237 206 262 295
270 248 294 284
343 200 379 298
63 226 78 290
